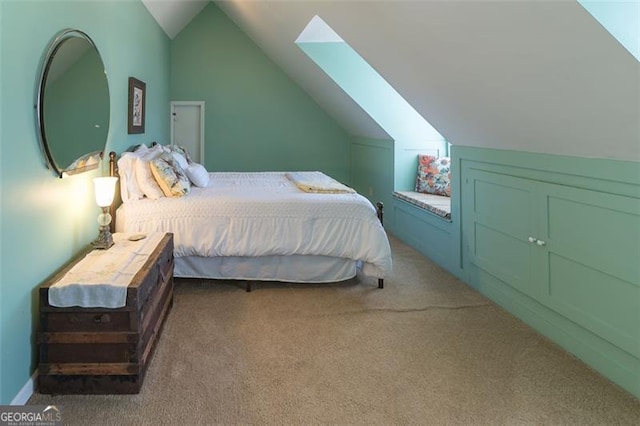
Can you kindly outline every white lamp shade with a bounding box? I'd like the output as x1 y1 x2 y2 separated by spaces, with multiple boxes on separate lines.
93 176 118 207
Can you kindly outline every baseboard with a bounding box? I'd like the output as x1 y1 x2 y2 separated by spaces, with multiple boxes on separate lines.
10 370 37 405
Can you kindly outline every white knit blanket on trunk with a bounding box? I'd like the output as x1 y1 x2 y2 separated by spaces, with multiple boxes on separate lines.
48 233 164 308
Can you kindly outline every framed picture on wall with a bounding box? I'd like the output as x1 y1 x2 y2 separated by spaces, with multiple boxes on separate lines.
128 77 146 134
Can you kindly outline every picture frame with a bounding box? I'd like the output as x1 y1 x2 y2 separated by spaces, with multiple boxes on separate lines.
127 77 146 134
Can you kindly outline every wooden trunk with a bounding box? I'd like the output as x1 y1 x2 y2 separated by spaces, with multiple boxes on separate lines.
38 233 174 394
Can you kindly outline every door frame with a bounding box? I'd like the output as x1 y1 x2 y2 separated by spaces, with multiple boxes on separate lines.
170 101 205 164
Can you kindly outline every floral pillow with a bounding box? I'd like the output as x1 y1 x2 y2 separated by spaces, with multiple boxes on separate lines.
415 155 451 197
165 144 193 164
149 153 191 197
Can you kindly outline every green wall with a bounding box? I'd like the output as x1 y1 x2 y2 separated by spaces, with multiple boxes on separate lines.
0 0 170 404
171 3 350 182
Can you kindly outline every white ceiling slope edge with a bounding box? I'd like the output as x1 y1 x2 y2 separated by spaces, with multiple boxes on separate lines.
145 0 640 162
141 0 208 40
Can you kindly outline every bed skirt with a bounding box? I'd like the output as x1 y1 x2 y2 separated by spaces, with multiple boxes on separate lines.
174 254 359 283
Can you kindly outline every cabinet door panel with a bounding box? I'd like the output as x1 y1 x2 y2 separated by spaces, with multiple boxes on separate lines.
549 254 639 358
465 170 540 299
543 187 639 285
473 175 533 237
540 184 640 357
473 223 533 294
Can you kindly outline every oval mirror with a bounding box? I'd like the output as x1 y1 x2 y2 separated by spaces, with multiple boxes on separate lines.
36 29 110 177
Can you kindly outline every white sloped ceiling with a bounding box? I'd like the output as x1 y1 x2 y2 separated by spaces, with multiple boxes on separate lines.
146 0 640 161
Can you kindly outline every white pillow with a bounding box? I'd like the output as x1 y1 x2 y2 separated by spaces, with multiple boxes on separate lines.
135 144 165 199
134 143 149 154
171 151 189 170
186 163 210 187
117 152 144 202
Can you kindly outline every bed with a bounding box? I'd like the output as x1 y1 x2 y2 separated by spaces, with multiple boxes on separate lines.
108 146 392 290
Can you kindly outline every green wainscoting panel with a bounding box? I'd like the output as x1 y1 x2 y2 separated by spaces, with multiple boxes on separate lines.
350 137 394 200
471 171 536 238
472 223 535 299
540 183 640 360
543 184 639 285
548 254 639 358
458 145 640 398
349 137 395 227
465 170 541 300
392 198 455 272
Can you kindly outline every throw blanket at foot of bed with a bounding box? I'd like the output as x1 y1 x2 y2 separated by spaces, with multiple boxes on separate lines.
285 171 356 194
117 172 392 280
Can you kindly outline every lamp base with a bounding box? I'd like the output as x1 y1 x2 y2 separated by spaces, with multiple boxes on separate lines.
92 226 114 250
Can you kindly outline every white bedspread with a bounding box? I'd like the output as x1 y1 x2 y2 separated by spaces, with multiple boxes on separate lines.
117 172 392 278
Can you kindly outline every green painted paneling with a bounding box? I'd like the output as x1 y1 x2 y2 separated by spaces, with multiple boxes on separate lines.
472 173 535 238
544 185 640 285
0 0 170 404
466 171 539 299
548 254 639 358
456 146 640 198
349 136 396 238
390 145 461 277
349 136 394 209
171 3 350 182
382 145 639 396
459 145 640 398
392 199 455 271
473 223 534 297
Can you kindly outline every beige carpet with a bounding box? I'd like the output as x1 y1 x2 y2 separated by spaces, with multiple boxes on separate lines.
29 235 640 425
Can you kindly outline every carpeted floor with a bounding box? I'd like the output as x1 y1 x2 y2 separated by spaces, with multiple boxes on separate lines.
29 235 640 425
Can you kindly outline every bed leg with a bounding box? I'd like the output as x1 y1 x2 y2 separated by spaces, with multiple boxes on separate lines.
378 278 384 289
246 281 252 292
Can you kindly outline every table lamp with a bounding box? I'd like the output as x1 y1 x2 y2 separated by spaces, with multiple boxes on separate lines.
91 176 118 249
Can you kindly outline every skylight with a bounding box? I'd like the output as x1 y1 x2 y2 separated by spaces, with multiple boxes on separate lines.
296 16 446 148
578 0 639 61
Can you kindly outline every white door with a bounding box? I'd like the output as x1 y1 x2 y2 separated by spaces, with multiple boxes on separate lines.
171 101 205 164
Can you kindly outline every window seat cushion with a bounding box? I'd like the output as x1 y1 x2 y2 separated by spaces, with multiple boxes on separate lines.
393 191 451 221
